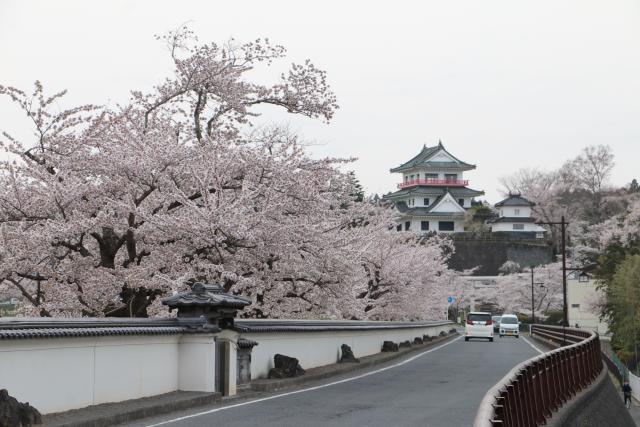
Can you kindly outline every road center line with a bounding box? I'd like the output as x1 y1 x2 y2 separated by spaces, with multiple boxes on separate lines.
522 336 544 354
145 335 462 426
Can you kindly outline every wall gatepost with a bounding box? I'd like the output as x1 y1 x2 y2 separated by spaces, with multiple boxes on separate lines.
162 282 251 396
237 338 259 389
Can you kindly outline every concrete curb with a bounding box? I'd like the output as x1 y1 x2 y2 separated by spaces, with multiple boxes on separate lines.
249 331 460 393
43 391 221 427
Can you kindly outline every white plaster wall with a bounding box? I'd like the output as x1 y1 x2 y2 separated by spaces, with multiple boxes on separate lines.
402 170 464 182
0 334 218 414
93 337 179 404
567 279 609 335
405 219 462 233
243 323 452 379
629 371 640 401
406 196 467 209
490 222 545 232
178 335 217 393
498 207 532 217
430 195 465 214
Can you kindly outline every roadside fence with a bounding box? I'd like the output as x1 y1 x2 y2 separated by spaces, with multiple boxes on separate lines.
601 340 640 402
474 325 601 427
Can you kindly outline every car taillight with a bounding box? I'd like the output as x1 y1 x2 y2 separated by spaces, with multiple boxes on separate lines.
466 319 473 325
486 319 492 325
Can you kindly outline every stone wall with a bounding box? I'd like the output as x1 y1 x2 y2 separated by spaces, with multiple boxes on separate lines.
449 239 554 275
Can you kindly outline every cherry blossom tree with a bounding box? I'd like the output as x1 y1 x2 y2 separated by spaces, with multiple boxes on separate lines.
500 145 617 249
357 231 455 321
448 262 563 318
494 262 563 316
560 145 614 223
0 28 454 320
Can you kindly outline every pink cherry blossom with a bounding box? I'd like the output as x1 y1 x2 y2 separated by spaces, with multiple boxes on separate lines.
0 28 453 320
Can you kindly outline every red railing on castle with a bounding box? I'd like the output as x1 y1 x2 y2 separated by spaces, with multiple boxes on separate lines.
397 178 469 189
474 325 602 427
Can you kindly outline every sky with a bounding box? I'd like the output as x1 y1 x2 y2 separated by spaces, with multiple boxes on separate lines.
1 0 639 202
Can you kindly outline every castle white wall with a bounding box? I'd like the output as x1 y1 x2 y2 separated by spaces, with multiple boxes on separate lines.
498 206 532 217
403 196 468 208
242 322 453 379
0 319 455 414
0 334 216 414
403 170 465 182
490 222 545 233
402 218 464 233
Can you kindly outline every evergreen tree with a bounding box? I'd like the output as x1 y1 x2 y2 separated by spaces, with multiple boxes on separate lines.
347 171 365 202
603 254 640 372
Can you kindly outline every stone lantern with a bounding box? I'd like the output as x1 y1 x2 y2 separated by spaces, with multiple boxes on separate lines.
162 282 251 329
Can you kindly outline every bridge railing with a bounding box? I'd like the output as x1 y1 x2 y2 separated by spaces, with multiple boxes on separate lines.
474 325 601 427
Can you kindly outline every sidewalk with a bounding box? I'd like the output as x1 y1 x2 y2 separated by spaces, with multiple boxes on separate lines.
601 340 640 426
608 370 640 425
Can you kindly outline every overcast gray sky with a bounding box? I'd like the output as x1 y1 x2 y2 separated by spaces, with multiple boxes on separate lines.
1 0 639 202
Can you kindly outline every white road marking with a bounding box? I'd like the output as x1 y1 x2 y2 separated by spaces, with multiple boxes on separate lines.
145 336 462 426
522 336 544 354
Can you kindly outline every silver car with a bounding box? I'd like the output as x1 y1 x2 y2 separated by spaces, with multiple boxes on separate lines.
492 315 501 332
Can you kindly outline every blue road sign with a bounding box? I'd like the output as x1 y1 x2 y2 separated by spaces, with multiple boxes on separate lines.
447 296 453 304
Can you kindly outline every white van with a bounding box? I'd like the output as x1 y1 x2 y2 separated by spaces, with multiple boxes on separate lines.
465 311 494 342
499 314 520 338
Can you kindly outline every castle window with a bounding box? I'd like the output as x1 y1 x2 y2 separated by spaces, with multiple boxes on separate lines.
404 221 411 231
421 221 429 231
424 198 430 206
445 174 457 182
396 224 402 231
513 223 524 230
514 208 520 215
438 221 454 231
458 198 465 206
426 173 438 179
579 274 589 283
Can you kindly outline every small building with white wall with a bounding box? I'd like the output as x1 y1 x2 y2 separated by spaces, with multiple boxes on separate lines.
489 194 546 239
567 270 609 335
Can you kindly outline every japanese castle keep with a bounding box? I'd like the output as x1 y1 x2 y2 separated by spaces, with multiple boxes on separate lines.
384 141 484 233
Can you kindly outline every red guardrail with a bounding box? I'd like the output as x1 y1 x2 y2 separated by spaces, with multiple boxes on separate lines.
397 178 469 189
474 325 601 427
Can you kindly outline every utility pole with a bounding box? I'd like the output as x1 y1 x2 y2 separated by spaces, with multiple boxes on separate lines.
530 267 544 325
536 216 570 345
561 216 568 329
531 268 534 324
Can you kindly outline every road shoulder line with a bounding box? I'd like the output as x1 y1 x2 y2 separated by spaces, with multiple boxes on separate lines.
146 335 462 426
522 336 545 354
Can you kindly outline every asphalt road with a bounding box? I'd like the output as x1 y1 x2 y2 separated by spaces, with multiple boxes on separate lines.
133 334 542 427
